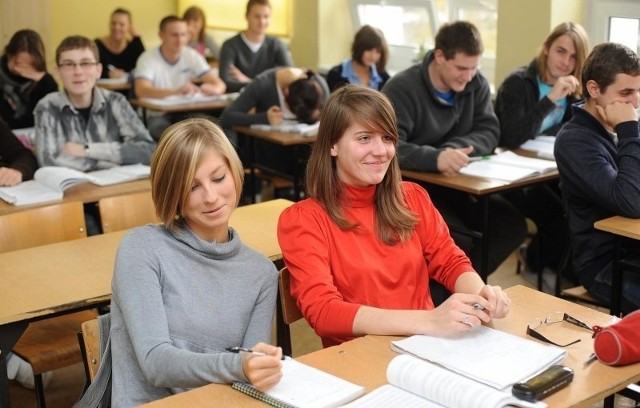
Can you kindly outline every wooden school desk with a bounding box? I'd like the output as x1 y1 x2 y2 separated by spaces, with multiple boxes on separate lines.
0 178 151 216
130 96 233 125
401 167 559 282
594 215 640 316
233 126 317 202
96 79 132 92
0 199 293 408
141 285 640 408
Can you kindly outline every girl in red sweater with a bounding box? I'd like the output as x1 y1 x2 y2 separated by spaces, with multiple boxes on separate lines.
277 85 511 347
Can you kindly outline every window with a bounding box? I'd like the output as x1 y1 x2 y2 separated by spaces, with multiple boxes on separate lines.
348 0 497 86
589 0 640 53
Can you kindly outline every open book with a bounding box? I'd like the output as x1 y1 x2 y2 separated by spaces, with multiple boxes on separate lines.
0 164 150 206
250 120 319 136
231 357 364 408
520 136 556 160
390 326 566 391
341 355 545 408
459 151 557 182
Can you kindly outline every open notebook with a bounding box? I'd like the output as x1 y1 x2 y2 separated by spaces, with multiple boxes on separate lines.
0 164 150 206
231 357 364 408
140 92 238 106
390 326 566 391
459 151 557 182
250 120 319 136
519 136 556 160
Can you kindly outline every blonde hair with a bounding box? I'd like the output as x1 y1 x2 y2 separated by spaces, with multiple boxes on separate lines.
151 118 244 229
536 22 590 98
306 85 417 244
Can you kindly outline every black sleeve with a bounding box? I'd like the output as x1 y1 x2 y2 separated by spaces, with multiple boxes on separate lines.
0 118 38 180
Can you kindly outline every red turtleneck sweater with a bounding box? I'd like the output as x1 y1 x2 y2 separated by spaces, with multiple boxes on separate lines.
277 181 473 347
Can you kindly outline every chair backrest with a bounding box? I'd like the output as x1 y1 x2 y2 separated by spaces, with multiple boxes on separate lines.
98 191 158 233
278 267 303 325
276 267 304 356
79 318 101 382
0 201 87 252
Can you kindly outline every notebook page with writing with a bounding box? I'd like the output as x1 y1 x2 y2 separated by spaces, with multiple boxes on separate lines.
489 151 557 172
232 358 364 408
391 326 565 390
340 384 442 408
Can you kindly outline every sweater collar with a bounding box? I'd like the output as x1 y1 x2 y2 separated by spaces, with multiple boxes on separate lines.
339 182 377 208
168 220 242 259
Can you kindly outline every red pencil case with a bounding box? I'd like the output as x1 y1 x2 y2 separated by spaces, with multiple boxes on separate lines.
593 310 640 366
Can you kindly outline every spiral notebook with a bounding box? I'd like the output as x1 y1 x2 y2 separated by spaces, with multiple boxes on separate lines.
231 358 365 408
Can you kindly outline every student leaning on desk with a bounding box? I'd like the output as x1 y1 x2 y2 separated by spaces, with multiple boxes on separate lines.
108 118 282 406
277 85 510 348
134 15 226 141
555 42 640 312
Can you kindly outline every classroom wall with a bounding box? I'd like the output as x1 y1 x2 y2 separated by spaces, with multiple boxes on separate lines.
495 0 587 87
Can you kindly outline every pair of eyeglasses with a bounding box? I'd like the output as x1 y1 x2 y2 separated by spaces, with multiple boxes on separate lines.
58 61 99 71
527 312 593 347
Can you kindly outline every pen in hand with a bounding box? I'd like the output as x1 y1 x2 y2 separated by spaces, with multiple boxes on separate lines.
468 156 490 162
226 346 286 360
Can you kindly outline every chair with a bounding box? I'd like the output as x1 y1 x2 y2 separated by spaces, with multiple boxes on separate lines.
97 191 159 233
78 319 101 383
76 314 112 407
0 201 98 408
276 267 304 356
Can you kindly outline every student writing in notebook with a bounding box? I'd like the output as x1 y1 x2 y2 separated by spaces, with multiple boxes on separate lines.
277 85 511 348
220 67 328 177
495 22 590 288
110 118 282 406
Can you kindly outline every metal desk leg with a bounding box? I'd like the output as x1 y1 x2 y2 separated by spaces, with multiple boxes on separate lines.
611 237 623 317
479 195 490 282
0 322 28 408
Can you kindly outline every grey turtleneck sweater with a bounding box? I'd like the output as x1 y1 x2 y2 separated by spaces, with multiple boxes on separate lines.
110 221 278 407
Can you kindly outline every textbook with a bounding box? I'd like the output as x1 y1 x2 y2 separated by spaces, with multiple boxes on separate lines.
341 355 546 408
519 136 556 160
231 357 365 408
390 325 566 391
0 164 150 206
459 151 557 182
250 120 319 136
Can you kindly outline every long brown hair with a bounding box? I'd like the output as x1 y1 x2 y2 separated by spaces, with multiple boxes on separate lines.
306 85 417 244
536 22 589 98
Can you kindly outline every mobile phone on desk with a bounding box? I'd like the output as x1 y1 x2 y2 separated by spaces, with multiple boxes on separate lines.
512 365 574 402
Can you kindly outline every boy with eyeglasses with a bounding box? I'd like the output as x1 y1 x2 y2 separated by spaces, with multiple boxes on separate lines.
34 35 154 172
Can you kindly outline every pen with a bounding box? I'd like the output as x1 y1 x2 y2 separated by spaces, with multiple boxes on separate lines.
473 303 485 310
107 64 116 71
583 352 598 367
225 346 286 360
468 156 490 162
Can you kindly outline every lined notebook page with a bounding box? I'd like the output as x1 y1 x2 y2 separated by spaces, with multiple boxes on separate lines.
233 358 364 408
